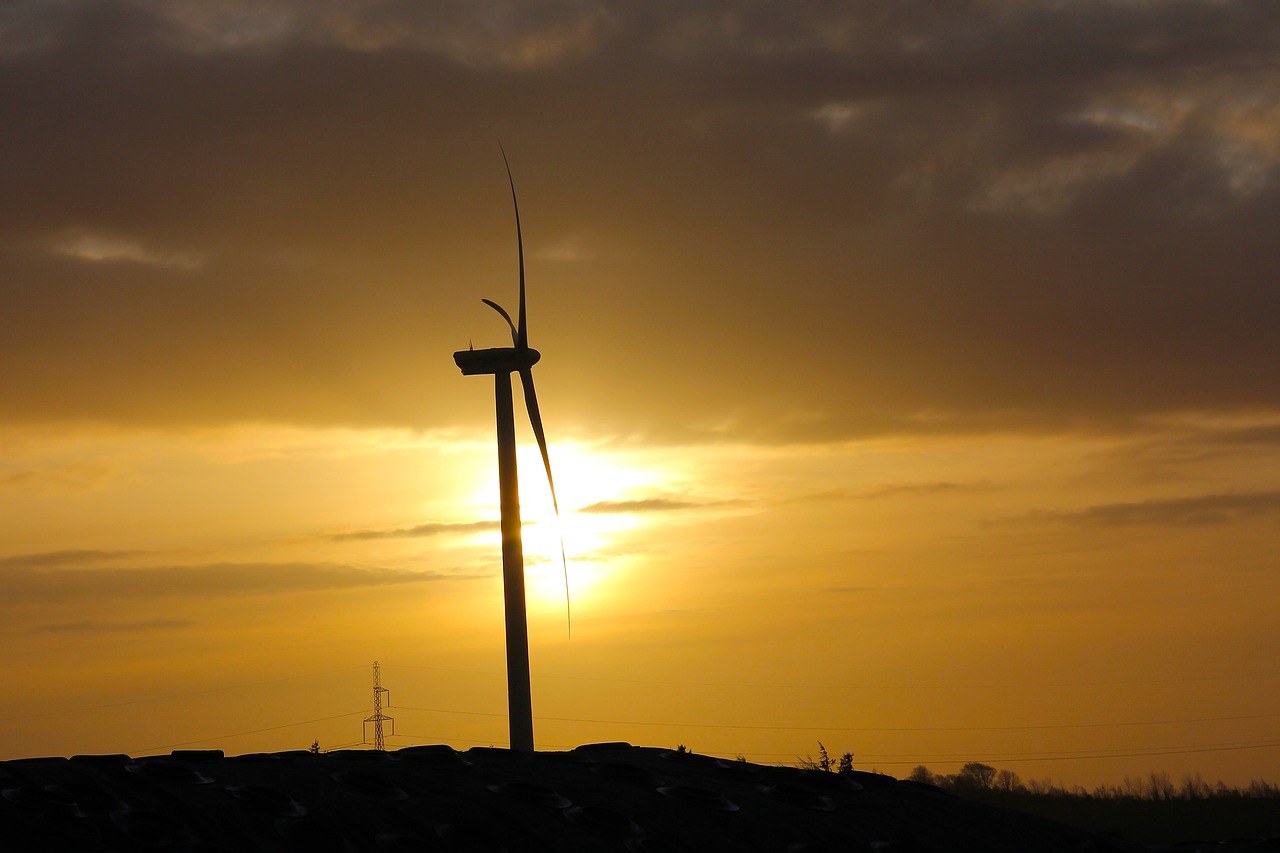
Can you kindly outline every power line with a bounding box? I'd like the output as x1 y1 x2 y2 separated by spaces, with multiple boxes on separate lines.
856 740 1280 767
115 700 1280 759
119 708 1280 768
129 710 368 756
768 739 1280 762
2 665 368 723
7 661 1273 730
324 740 372 752
381 663 1278 692
533 672 1280 692
361 729 1280 768
390 731 510 747
26 660 1276 767
702 740 1280 767
389 731 579 751
391 704 1280 734
396 705 504 719
872 741 1280 760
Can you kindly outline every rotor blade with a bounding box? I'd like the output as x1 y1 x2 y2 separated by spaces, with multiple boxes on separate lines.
499 143 527 351
482 298 518 346
518 366 571 636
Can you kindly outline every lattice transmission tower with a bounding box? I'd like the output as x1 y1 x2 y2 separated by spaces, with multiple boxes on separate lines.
363 660 394 751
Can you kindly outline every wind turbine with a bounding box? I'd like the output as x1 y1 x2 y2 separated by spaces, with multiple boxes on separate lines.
453 149 567 754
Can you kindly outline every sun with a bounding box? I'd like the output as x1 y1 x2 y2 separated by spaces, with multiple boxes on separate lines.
459 439 670 612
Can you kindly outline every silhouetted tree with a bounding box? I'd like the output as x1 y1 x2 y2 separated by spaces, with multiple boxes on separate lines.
995 768 1022 793
1148 771 1176 800
1245 780 1280 798
795 745 856 774
1027 777 1062 795
798 741 834 772
1120 775 1144 798
907 765 935 785
1180 772 1209 799
902 763 1279 806
956 762 998 790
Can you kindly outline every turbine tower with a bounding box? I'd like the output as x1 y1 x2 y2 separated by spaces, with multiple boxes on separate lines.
453 149 566 754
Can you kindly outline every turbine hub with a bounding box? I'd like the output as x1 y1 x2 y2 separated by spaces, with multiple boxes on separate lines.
453 346 541 376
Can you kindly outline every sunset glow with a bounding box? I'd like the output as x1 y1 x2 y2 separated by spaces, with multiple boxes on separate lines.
2 1 1279 792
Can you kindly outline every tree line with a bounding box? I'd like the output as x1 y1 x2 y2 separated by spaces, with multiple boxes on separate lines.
904 762 1280 801
790 745 1280 844
796 744 1279 801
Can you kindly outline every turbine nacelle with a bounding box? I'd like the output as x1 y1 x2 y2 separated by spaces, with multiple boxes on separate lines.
453 346 542 376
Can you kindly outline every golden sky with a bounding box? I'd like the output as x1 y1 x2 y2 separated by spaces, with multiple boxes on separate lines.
2 1 1279 788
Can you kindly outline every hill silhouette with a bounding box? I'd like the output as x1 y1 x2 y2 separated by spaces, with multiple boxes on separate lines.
0 743 1130 852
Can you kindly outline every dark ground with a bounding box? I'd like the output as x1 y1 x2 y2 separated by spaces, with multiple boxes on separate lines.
958 789 1280 852
0 743 1136 852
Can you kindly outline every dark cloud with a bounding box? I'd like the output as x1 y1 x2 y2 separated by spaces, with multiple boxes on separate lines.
1 461 117 490
0 549 145 570
0 561 471 606
325 520 497 542
1183 424 1280 450
577 496 738 514
1032 491 1280 527
33 619 193 634
786 482 994 503
1 1 1277 441
1105 421 1280 475
786 488 856 503
860 481 992 499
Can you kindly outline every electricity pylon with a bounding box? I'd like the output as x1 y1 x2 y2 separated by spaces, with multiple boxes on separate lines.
363 661 393 751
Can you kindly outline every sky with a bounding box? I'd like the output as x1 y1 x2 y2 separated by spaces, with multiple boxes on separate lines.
2 0 1278 788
